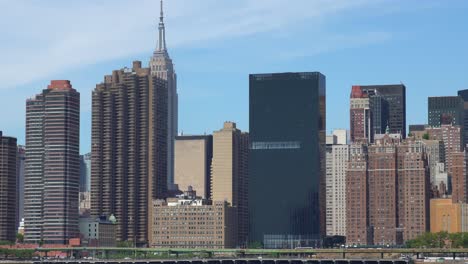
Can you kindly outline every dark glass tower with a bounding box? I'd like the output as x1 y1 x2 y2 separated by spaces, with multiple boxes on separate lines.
457 89 468 146
428 96 464 127
361 85 406 137
0 131 17 242
249 72 326 249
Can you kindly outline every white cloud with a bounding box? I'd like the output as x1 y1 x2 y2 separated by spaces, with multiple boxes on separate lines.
0 0 388 89
278 31 393 60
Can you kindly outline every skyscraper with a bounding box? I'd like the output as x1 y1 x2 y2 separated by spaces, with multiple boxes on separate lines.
325 141 349 236
16 145 25 230
249 72 326 248
346 136 430 245
457 89 468 146
79 153 91 193
428 96 464 128
24 80 80 244
421 140 445 191
174 135 213 199
351 85 406 140
346 144 370 245
368 136 399 245
397 141 430 241
150 0 178 190
350 86 372 143
366 85 406 137
451 151 468 203
211 122 249 247
426 125 462 175
0 131 17 242
91 61 168 246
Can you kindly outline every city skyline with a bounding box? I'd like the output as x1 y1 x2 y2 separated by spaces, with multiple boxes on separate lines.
1 1 468 154
2 0 468 252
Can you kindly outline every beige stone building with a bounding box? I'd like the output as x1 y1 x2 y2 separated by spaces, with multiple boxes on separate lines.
326 141 349 237
151 189 237 248
174 135 212 199
211 122 249 247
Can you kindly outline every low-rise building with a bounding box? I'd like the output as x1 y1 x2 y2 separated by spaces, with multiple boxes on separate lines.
79 215 116 247
151 188 237 248
430 199 462 233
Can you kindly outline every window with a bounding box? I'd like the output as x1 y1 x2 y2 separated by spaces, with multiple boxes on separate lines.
251 141 301 150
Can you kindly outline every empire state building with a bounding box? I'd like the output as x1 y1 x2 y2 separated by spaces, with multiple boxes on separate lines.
150 0 178 190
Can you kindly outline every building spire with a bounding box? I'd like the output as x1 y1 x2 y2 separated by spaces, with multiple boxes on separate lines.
160 0 164 23
157 0 167 52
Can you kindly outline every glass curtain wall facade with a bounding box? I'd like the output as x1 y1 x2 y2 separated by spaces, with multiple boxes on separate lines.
458 89 468 147
249 72 326 248
361 85 406 138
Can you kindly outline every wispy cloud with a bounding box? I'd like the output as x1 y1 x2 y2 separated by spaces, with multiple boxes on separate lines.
278 31 393 60
0 0 389 89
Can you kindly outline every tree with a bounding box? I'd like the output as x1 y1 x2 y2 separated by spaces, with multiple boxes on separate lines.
0 240 13 246
117 241 134 248
248 241 263 249
406 232 468 248
16 233 24 244
13 249 34 259
422 133 430 140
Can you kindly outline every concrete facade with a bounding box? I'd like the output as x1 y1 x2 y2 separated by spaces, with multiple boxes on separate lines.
174 135 212 199
151 190 237 248
430 199 461 233
79 192 91 217
432 163 449 197
211 122 249 247
326 144 349 236
25 80 80 244
333 129 348 145
421 140 445 183
79 216 116 247
91 61 168 246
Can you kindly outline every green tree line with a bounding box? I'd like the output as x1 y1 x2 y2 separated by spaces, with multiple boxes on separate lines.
406 232 468 248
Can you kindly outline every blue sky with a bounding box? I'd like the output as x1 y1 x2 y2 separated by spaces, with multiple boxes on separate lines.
1 0 468 154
